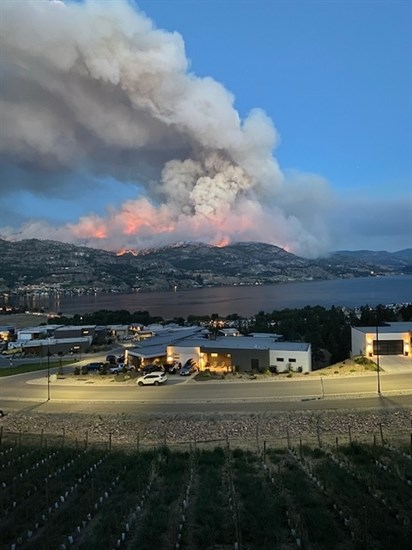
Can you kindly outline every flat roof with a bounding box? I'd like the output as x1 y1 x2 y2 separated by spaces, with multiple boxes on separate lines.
128 327 203 356
172 336 310 352
249 332 283 339
18 327 48 333
204 339 309 352
23 336 92 346
128 345 167 358
353 323 412 334
54 325 96 330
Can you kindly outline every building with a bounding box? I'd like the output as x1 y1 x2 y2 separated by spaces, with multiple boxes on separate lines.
168 336 311 373
107 324 130 341
218 328 241 337
126 328 312 373
9 324 98 355
53 325 96 340
351 322 412 358
20 336 92 356
126 327 204 368
0 325 15 343
16 326 52 341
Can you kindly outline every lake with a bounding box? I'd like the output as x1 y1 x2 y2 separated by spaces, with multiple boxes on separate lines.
10 275 411 318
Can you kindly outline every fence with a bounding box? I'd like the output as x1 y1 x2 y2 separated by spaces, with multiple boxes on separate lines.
0 424 411 455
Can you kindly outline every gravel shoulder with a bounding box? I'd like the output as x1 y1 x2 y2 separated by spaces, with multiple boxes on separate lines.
1 405 410 450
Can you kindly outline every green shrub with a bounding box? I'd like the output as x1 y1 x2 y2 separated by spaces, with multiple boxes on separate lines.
354 355 376 367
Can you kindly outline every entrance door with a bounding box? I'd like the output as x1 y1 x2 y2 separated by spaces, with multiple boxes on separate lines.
251 358 259 371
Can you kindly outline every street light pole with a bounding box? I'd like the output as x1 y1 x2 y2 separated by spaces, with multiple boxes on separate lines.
47 339 51 402
375 310 381 395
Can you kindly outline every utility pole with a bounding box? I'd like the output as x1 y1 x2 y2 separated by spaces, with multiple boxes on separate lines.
375 308 381 395
47 339 51 401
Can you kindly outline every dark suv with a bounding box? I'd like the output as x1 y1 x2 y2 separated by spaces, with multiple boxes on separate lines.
142 364 164 375
85 362 105 372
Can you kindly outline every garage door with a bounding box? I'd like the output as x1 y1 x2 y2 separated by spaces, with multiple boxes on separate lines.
373 340 404 355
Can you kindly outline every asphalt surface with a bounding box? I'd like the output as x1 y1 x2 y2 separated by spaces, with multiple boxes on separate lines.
1 365 411 414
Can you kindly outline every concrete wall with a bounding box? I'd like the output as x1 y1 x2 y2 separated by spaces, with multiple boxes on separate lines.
54 327 96 339
230 349 269 373
269 348 311 373
351 328 369 357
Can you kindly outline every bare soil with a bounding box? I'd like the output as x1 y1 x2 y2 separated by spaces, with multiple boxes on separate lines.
0 312 50 328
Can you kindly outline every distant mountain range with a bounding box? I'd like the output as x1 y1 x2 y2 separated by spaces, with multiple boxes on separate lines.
0 239 411 294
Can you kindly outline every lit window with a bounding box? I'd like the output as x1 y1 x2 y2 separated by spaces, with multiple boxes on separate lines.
211 353 218 357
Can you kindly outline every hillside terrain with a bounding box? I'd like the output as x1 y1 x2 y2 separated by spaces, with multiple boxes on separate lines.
0 238 410 294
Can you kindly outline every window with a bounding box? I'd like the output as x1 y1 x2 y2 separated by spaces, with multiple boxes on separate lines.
276 357 284 362
288 358 296 362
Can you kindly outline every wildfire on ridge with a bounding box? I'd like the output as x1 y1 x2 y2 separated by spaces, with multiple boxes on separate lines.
213 237 231 247
116 248 138 256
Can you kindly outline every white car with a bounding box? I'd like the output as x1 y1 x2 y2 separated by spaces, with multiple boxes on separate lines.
137 372 168 386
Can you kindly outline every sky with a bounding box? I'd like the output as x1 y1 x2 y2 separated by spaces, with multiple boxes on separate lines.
0 0 411 256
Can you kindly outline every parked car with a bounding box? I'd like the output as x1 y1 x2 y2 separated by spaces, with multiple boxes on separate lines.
108 364 126 374
106 354 116 364
137 372 168 386
164 362 179 374
85 362 105 372
180 360 198 376
142 364 164 375
109 363 136 374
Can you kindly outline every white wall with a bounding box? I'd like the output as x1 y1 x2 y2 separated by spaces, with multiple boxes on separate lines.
269 347 312 373
351 328 368 357
351 327 410 357
167 345 200 366
17 330 47 341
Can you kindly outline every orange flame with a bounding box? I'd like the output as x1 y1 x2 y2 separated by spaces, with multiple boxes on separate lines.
116 248 138 256
213 237 230 247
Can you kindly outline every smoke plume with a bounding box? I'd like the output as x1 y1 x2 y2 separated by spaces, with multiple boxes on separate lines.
0 0 331 257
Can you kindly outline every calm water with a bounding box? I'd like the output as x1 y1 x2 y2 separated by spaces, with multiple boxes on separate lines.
9 275 411 318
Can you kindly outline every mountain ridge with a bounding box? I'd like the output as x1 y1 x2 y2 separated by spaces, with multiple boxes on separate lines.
0 238 410 294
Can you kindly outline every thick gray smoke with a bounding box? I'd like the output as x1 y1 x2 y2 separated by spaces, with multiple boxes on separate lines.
0 0 331 257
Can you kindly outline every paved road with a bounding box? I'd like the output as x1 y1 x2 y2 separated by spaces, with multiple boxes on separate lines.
1 367 411 414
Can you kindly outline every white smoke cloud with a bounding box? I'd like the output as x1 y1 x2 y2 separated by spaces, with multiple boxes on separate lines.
0 0 330 257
